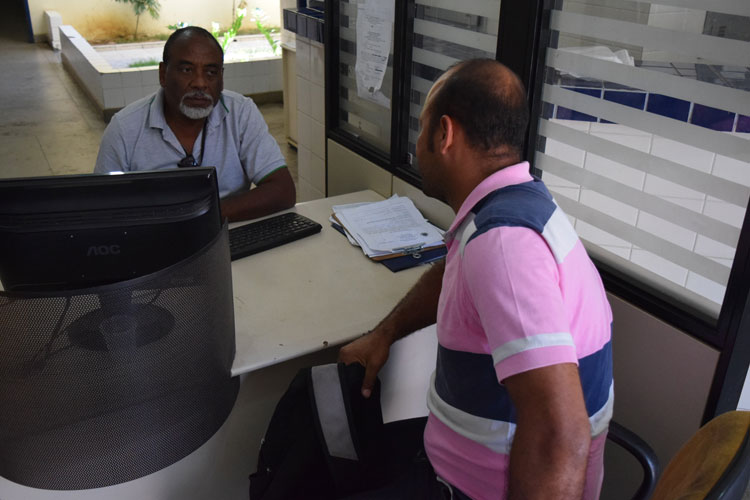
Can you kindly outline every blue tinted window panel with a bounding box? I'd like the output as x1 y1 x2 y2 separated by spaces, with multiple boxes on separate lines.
542 102 554 119
603 91 646 110
568 87 602 98
691 104 735 132
555 88 600 121
646 94 690 122
737 115 750 133
556 107 598 121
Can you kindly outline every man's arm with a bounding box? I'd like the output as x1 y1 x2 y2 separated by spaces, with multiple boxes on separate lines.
339 259 445 398
504 363 591 499
94 118 128 173
220 167 296 222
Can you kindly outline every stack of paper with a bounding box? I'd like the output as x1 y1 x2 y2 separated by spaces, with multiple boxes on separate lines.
331 195 445 261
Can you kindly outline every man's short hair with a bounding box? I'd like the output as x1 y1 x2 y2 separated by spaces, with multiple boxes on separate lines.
162 26 224 65
427 59 529 155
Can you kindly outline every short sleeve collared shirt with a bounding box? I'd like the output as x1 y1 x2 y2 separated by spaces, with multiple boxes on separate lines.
94 89 286 199
424 162 614 500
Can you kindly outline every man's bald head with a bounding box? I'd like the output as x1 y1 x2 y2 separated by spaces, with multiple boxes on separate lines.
425 59 529 158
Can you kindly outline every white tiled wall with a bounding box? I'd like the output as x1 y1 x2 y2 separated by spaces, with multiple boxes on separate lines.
295 37 326 202
59 26 282 115
542 118 750 306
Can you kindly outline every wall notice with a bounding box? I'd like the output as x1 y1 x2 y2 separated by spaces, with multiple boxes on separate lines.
355 0 395 108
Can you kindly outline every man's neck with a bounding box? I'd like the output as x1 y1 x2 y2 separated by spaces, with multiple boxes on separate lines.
164 106 206 134
163 105 207 154
446 148 521 212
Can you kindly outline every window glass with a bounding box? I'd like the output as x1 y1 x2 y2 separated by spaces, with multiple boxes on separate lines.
336 0 394 154
404 0 501 177
535 1 750 318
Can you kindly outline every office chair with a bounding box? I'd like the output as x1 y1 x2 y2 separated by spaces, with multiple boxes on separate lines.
608 410 750 500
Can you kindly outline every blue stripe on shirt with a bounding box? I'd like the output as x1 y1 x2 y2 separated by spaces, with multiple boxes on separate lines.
468 178 557 245
434 341 613 422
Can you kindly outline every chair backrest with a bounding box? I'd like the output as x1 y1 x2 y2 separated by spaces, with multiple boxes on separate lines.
651 410 750 500
606 420 660 500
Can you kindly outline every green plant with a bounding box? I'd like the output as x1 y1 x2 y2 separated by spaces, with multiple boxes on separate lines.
166 21 190 31
128 58 159 68
212 1 247 52
114 0 161 40
250 7 279 56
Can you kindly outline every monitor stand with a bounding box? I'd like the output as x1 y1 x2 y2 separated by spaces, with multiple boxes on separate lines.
67 291 174 352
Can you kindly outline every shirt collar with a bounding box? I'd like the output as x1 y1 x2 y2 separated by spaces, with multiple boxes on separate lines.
148 88 228 131
447 161 533 237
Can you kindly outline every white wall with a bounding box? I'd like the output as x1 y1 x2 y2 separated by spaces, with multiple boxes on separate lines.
295 36 326 202
28 0 281 41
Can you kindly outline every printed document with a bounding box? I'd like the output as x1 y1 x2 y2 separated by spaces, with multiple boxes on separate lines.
332 196 444 258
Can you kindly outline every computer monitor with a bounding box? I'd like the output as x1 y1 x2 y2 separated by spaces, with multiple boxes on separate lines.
0 168 238 489
0 167 222 292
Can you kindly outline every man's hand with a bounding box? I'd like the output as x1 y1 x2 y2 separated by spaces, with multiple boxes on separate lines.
220 167 296 222
339 260 445 399
338 331 391 399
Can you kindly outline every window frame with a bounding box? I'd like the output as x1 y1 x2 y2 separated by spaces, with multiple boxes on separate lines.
325 0 750 421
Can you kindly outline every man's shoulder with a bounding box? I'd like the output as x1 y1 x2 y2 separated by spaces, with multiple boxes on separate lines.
471 180 556 235
219 89 256 111
109 92 158 129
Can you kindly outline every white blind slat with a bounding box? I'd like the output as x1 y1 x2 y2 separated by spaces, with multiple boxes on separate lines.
537 152 740 247
644 0 750 18
414 18 497 53
553 194 732 284
539 119 750 207
551 10 750 68
416 0 500 20
412 47 459 71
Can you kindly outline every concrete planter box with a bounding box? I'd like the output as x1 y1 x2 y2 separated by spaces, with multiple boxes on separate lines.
60 25 283 120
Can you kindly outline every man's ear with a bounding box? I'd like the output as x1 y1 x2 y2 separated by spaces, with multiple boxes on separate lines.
438 115 455 155
158 62 166 88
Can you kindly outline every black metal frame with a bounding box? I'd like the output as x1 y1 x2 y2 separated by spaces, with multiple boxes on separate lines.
325 0 750 422
325 0 412 179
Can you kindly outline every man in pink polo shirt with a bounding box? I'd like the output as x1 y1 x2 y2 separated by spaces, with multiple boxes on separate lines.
339 59 613 499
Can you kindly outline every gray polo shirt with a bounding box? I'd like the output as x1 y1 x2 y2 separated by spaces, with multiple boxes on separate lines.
94 89 287 198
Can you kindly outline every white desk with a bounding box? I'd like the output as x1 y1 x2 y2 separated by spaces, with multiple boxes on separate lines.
231 190 427 375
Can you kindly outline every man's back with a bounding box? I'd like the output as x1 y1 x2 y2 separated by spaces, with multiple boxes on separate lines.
424 162 613 499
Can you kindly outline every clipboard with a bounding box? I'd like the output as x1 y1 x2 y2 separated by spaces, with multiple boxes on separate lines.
331 221 446 272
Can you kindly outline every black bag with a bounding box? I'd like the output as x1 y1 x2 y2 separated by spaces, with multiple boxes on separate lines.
249 362 393 499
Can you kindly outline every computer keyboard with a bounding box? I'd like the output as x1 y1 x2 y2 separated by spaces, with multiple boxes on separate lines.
228 212 322 261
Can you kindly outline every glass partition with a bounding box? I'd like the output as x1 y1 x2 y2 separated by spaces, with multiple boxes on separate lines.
533 0 750 321
335 0 395 155
403 0 502 179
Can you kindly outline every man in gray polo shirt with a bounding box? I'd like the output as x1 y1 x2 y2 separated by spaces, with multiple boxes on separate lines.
94 26 295 222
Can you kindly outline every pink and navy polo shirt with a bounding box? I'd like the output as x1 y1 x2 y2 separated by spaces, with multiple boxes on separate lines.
423 162 614 499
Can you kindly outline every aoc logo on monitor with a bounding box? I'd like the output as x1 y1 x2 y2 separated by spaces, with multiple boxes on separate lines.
87 245 122 256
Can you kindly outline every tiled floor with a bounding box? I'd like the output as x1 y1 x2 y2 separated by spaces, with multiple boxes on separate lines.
0 1 297 189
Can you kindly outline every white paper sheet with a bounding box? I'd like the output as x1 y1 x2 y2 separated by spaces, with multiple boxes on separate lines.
334 196 444 256
355 0 395 108
379 324 438 423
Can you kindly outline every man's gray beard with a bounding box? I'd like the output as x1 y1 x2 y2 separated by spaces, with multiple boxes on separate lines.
180 102 214 120
180 90 214 120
